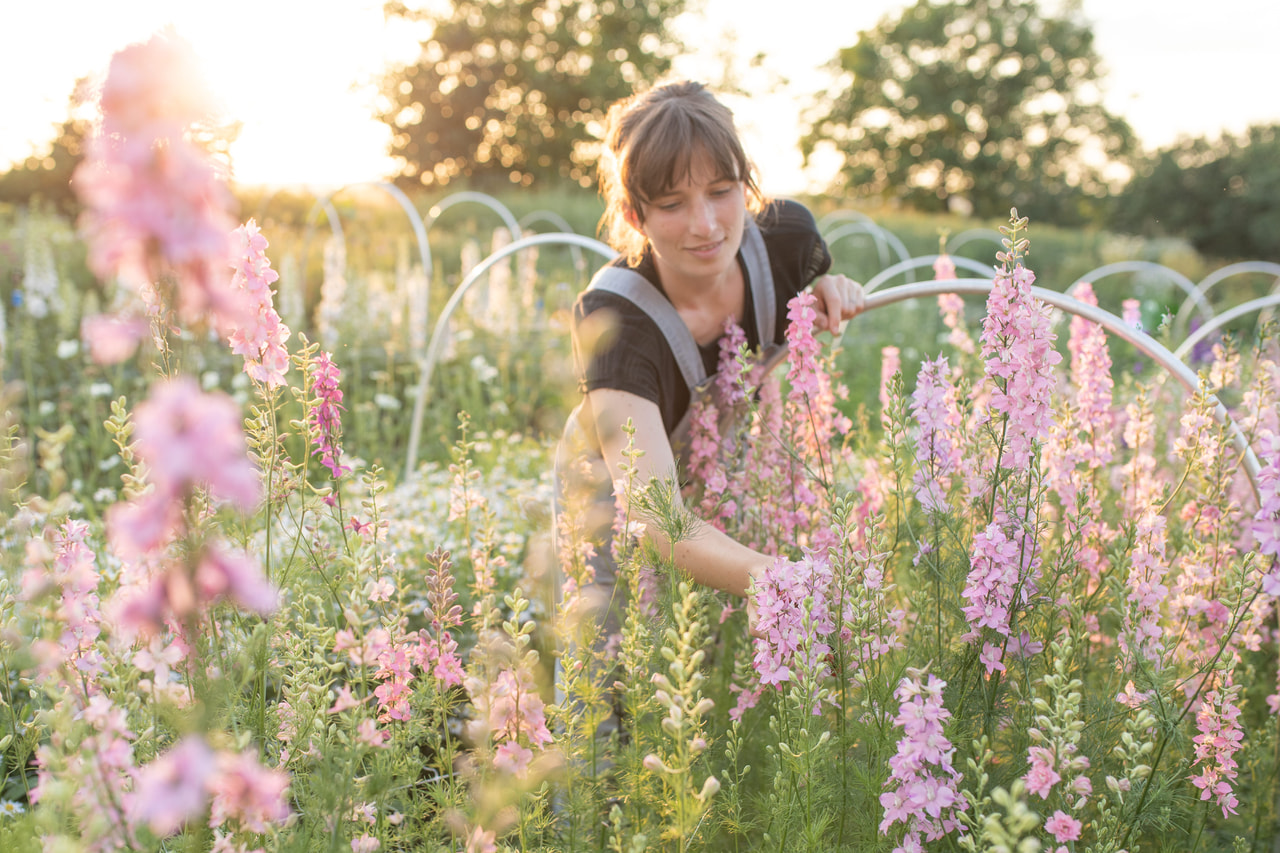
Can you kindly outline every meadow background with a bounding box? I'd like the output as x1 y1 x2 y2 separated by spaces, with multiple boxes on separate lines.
3 2 1280 851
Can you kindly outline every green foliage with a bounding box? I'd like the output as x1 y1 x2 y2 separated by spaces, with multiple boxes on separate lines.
377 0 688 191
1110 123 1280 262
801 0 1136 225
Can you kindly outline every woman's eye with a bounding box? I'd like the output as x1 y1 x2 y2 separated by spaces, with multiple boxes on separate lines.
657 201 681 211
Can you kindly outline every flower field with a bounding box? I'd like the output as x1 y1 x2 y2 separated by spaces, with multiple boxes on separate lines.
5 30 1280 853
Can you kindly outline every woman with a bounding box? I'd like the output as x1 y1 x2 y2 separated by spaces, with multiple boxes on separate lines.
557 80 864 642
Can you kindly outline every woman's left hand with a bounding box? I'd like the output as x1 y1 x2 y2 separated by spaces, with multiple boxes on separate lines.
810 273 866 335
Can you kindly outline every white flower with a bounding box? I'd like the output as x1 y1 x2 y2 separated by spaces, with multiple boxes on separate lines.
56 339 79 359
374 393 402 411
0 798 24 816
38 401 55 416
470 354 499 383
201 370 221 390
88 382 114 398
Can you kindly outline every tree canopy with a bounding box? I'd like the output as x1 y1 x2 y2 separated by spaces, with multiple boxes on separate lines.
376 0 687 191
0 80 95 215
1110 124 1280 262
801 0 1135 225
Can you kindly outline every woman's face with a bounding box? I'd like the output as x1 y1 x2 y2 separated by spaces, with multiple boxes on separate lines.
632 150 746 289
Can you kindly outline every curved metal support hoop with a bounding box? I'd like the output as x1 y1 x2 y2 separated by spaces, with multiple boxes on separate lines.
1173 261 1280 340
301 194 347 248
824 221 914 278
1067 261 1213 325
1173 294 1280 361
404 232 618 481
517 209 586 273
424 190 522 239
947 228 1004 254
296 194 348 305
864 254 993 294
854 278 1262 501
817 208 878 234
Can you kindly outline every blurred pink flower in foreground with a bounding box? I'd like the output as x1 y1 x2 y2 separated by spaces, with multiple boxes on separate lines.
73 28 243 363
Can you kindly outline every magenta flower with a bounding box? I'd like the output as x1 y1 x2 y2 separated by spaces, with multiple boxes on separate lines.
307 350 349 479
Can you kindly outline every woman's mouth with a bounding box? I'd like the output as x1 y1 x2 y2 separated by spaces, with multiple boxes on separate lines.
687 240 723 258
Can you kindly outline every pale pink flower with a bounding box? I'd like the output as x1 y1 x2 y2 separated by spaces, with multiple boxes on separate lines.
207 749 292 833
879 670 966 849
1121 297 1142 330
328 686 362 714
1044 810 1082 842
130 736 217 836
932 254 957 281
81 313 150 364
1119 512 1170 664
227 219 291 388
417 551 464 687
466 826 497 853
351 836 380 853
131 376 261 513
979 264 1061 472
357 719 390 748
1189 684 1244 817
750 554 836 693
937 292 975 354
465 665 553 749
73 30 244 345
494 741 535 776
910 356 961 513
195 542 278 615
880 345 901 414
1023 745 1062 798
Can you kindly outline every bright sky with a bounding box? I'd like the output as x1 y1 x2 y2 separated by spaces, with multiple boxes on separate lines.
3 0 1278 197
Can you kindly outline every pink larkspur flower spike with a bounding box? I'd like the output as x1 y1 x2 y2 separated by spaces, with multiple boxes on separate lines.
73 28 244 362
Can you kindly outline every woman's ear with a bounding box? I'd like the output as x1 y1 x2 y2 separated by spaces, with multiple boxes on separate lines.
623 204 644 233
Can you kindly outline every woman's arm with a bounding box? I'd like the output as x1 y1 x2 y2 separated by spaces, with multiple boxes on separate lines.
586 386 772 599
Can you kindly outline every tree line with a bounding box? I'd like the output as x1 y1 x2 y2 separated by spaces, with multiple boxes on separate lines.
3 0 1277 262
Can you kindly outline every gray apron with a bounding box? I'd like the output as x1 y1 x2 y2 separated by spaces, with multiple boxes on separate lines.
554 219 788 641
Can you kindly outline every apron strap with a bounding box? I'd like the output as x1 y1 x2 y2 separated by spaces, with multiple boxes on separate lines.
588 267 707 392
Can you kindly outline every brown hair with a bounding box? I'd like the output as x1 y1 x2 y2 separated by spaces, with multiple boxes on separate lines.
597 81 764 265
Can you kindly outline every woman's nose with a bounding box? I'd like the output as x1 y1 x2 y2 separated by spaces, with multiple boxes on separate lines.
689 196 716 235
